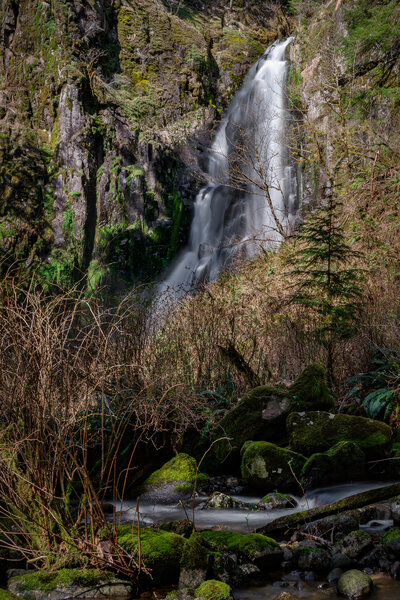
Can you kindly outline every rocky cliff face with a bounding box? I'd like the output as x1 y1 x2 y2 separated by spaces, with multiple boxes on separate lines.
0 0 289 291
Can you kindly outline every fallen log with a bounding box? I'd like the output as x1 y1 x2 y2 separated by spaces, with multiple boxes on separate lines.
255 482 400 538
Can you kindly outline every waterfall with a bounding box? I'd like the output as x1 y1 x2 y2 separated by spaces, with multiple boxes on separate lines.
160 38 297 298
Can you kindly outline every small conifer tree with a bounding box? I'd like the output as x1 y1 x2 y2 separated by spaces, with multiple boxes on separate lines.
287 194 364 385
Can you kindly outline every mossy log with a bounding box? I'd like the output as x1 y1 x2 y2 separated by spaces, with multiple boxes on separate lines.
256 482 400 538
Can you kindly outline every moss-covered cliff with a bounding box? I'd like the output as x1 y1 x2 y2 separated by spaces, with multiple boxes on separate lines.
0 0 289 291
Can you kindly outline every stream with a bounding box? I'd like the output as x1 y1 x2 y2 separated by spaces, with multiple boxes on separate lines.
109 481 396 533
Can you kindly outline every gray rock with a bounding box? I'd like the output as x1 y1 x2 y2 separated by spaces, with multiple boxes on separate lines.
317 513 359 540
391 561 400 580
337 569 372 599
330 552 355 570
293 541 331 572
327 567 343 583
339 531 373 559
358 547 388 571
391 499 400 524
256 493 296 511
202 492 249 510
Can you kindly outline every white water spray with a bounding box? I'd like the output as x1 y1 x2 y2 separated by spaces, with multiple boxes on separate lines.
160 38 297 297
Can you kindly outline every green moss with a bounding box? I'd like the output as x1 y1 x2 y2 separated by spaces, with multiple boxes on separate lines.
117 526 185 584
382 528 400 547
180 532 210 571
301 441 366 488
0 591 18 600
288 364 335 410
200 531 278 561
138 453 208 496
241 441 306 492
12 569 114 592
287 411 392 457
211 385 287 464
195 580 231 600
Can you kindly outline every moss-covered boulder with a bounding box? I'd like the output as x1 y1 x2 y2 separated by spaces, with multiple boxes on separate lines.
0 591 18 600
195 580 232 600
287 411 392 457
337 569 372 599
240 441 306 492
210 385 290 468
288 364 335 411
117 526 185 584
179 533 213 589
382 527 400 558
135 453 208 503
199 530 281 570
301 441 366 489
8 569 132 600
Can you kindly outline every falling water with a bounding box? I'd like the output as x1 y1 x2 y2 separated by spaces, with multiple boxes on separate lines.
160 37 297 297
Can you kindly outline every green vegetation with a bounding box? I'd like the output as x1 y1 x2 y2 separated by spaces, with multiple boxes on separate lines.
286 195 364 385
199 531 278 560
195 580 231 600
11 569 114 592
240 441 306 491
287 411 392 457
288 363 335 410
136 453 208 496
117 526 185 583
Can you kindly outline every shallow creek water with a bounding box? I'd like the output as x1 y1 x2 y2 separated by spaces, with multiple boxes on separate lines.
234 573 400 600
110 481 395 532
113 481 400 600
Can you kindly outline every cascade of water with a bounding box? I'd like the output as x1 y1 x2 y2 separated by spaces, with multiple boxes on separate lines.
160 37 297 297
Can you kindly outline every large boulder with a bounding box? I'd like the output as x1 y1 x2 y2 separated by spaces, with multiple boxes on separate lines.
199 530 282 571
7 569 132 600
337 569 372 599
287 411 391 457
301 441 366 489
240 441 306 492
135 453 208 503
117 526 186 585
210 385 290 467
287 364 334 411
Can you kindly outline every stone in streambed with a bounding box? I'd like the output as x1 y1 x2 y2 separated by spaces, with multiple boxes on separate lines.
134 453 208 503
202 492 250 510
273 593 300 600
195 580 232 600
241 441 306 492
292 540 331 572
287 411 391 457
301 441 366 489
256 492 296 510
338 530 373 559
337 569 372 599
199 530 282 571
382 527 400 558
